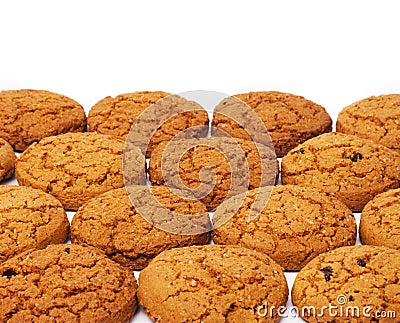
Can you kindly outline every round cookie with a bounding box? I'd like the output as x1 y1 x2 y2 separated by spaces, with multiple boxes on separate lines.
213 185 356 271
281 132 400 212
0 138 15 182
292 245 400 323
88 92 209 157
337 94 400 151
0 89 87 151
0 244 137 322
138 245 288 323
149 137 278 211
0 186 69 262
16 132 146 210
360 188 400 250
71 186 211 270
212 91 332 157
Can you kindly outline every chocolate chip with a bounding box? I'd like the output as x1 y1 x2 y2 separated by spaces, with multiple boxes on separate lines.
349 295 354 302
2 269 17 279
64 247 71 254
320 266 333 281
356 258 367 267
350 152 363 162
291 147 305 155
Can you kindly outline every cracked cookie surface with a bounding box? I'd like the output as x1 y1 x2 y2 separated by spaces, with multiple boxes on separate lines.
360 188 400 250
88 92 209 157
337 94 400 151
292 245 400 323
0 138 15 182
71 186 211 270
16 132 146 210
0 185 69 262
149 137 278 211
0 244 137 323
213 185 356 271
212 91 332 157
138 245 288 323
0 89 87 151
281 132 400 211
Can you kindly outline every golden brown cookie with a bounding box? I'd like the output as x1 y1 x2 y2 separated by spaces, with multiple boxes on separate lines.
337 94 400 151
213 185 356 271
212 91 332 157
360 188 400 250
71 186 211 270
16 132 146 210
292 245 400 323
0 138 15 182
88 92 209 157
281 132 400 212
138 245 288 323
0 244 137 322
0 185 69 262
149 137 278 211
0 89 87 151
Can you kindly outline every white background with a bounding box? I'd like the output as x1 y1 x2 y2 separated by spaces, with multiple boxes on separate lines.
1 1 400 322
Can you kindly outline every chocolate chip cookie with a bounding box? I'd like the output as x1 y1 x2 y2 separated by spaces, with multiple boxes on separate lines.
213 185 356 271
360 188 400 250
88 92 209 157
138 245 288 323
71 186 211 270
337 94 400 151
0 138 15 182
16 132 146 210
0 244 137 322
292 245 400 323
0 89 87 151
281 132 400 212
212 91 332 157
149 137 278 210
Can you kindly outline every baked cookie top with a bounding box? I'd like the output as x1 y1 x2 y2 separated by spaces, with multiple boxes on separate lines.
360 188 400 250
0 138 15 182
337 94 400 150
281 132 400 212
212 91 332 157
138 245 288 323
89 92 209 157
71 186 211 270
149 136 278 210
213 185 356 271
0 185 69 262
0 244 137 323
292 245 400 323
16 132 146 210
0 89 87 151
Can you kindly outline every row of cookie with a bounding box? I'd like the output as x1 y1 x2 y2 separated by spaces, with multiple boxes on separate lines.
1 241 398 322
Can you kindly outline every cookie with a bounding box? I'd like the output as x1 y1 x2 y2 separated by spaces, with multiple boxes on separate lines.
292 245 400 323
138 245 288 323
213 185 356 271
0 185 69 262
281 132 400 212
88 92 209 157
16 132 146 210
0 89 87 151
337 94 400 151
212 91 332 157
149 137 278 210
0 244 137 322
0 138 15 182
71 186 211 270
360 188 400 250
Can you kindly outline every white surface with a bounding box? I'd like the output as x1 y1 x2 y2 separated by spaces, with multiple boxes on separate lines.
1 1 399 322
